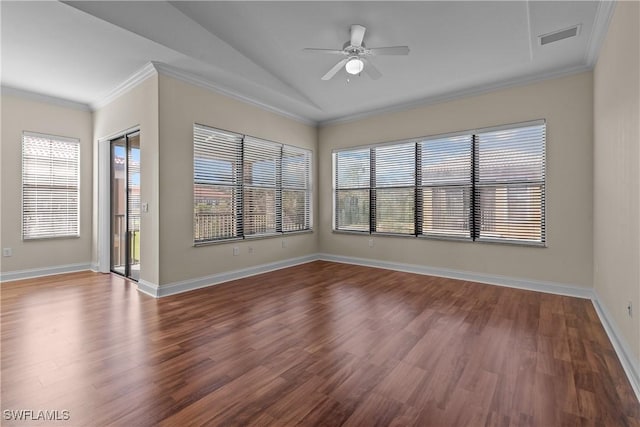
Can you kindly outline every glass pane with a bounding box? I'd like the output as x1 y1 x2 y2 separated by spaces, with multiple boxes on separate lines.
127 134 141 281
193 125 242 185
336 189 369 231
282 147 310 189
422 186 471 238
243 138 280 187
335 149 370 188
374 143 415 187
375 188 415 234
244 187 277 236
477 125 545 183
194 184 239 241
111 137 126 276
421 135 472 185
477 184 544 242
282 189 309 232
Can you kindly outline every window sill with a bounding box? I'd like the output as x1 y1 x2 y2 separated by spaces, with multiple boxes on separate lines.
23 235 81 241
331 229 545 247
194 229 313 247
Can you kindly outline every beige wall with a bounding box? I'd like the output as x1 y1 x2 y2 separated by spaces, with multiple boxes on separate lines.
594 1 640 363
319 72 594 288
157 74 318 285
93 75 160 285
0 95 93 272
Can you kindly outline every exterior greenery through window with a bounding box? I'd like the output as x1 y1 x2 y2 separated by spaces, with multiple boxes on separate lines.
22 132 80 240
333 121 546 245
194 124 312 244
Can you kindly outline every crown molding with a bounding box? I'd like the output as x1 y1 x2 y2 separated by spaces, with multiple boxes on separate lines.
90 62 158 111
319 64 592 127
1 86 91 112
585 0 617 67
152 62 316 127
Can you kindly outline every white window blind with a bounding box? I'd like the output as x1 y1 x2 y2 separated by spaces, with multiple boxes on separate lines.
194 124 312 243
193 124 242 243
475 123 545 244
334 149 370 232
373 143 415 234
332 120 546 246
282 145 312 232
420 135 472 238
243 136 280 236
22 132 80 240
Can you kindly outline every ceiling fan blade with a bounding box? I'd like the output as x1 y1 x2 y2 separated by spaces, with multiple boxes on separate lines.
368 46 410 56
350 24 366 47
363 59 382 80
303 48 346 55
321 58 349 80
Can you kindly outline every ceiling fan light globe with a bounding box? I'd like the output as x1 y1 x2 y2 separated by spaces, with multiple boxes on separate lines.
345 58 364 75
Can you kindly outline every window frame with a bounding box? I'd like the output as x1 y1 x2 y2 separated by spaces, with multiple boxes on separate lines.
333 147 372 233
473 122 546 245
281 144 313 233
332 119 546 247
22 131 81 240
193 123 313 246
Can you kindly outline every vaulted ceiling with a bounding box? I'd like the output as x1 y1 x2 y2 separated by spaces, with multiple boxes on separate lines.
1 1 612 124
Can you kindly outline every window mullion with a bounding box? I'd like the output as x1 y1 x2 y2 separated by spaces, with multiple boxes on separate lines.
276 145 283 233
238 136 245 238
369 148 376 234
471 134 478 240
415 143 422 236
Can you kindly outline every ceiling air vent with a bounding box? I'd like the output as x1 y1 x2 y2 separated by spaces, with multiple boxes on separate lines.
539 25 581 46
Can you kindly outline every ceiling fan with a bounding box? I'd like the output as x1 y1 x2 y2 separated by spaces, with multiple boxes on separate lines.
304 24 410 81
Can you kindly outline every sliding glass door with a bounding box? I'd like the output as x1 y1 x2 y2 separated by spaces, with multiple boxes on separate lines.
110 132 140 281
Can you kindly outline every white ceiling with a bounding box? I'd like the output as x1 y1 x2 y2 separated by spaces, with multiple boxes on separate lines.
1 1 611 124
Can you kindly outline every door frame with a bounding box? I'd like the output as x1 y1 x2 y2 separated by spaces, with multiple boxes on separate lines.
97 126 140 274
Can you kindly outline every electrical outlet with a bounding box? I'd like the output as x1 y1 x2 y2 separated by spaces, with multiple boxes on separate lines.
627 301 633 318
2 248 12 257
281 239 287 248
368 239 374 248
232 246 240 256
248 246 254 254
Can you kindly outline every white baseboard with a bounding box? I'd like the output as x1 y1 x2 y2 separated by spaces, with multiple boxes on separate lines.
137 279 160 298
592 292 640 401
317 253 594 299
0 263 93 282
136 254 320 298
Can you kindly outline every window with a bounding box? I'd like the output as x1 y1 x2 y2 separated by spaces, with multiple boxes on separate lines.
334 148 370 232
332 120 546 245
243 137 280 236
373 143 415 234
282 145 312 232
193 124 312 244
22 132 80 239
193 126 243 242
421 134 472 238
475 124 546 243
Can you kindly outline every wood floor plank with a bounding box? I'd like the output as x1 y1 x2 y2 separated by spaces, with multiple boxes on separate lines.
1 262 638 426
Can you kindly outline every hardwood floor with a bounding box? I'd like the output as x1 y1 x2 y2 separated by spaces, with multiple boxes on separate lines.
1 261 638 426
